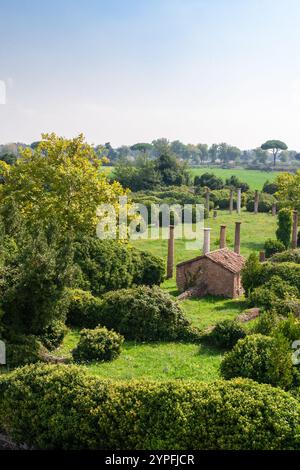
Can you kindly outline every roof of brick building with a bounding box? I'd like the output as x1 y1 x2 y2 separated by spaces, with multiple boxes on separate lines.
177 248 245 274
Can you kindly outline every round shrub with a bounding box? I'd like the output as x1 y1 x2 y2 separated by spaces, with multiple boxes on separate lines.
194 173 224 190
66 289 103 328
273 314 300 343
72 327 123 363
1 364 300 450
263 180 278 195
38 319 67 350
264 239 285 258
276 209 292 249
208 320 246 349
220 334 294 389
98 285 192 341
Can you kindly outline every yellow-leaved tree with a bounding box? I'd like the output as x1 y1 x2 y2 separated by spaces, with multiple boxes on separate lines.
276 171 300 211
0 133 127 237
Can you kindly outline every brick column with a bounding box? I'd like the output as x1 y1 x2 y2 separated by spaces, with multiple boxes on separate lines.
236 188 241 215
259 251 266 262
219 224 226 249
167 225 174 279
203 228 211 254
254 190 259 214
292 210 298 249
234 222 241 254
272 203 277 216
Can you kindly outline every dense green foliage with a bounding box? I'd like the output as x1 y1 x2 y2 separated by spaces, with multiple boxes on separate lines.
1 364 300 450
207 320 246 350
72 327 124 363
66 289 103 328
74 238 164 296
270 248 300 264
241 253 262 295
248 276 299 314
264 238 285 258
221 334 295 389
246 193 276 213
194 172 223 190
38 319 68 351
97 286 192 342
5 336 42 369
262 180 278 194
225 175 249 192
276 209 292 248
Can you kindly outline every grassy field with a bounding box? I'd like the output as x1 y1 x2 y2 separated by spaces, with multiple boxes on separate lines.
105 165 280 190
189 167 279 190
56 209 275 382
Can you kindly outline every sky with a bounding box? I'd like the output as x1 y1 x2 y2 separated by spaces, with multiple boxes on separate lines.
1 0 300 149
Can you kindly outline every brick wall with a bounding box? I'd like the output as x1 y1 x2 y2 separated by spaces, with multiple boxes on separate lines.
176 257 237 298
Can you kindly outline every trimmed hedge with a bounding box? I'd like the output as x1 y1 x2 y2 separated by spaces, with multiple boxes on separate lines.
72 327 123 363
38 319 67 351
220 334 295 389
5 336 42 369
270 249 300 264
264 239 285 258
248 275 299 314
1 364 300 449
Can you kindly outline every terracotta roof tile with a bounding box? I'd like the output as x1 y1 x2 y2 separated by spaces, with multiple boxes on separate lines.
176 248 245 273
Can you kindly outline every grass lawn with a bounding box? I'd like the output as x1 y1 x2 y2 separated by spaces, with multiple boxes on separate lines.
56 330 223 382
189 167 279 190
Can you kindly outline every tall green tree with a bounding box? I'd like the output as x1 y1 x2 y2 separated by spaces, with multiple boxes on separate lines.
261 140 288 167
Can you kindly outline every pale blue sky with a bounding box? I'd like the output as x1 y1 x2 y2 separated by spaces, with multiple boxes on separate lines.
1 0 300 149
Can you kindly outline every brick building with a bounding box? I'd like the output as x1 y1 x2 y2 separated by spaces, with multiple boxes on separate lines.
176 248 245 299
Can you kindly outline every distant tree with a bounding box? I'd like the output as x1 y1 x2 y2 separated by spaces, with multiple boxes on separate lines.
170 140 189 160
130 143 153 154
218 143 241 163
197 143 209 163
154 148 190 186
30 141 41 150
104 142 118 163
261 140 288 167
294 153 300 161
152 138 170 157
253 147 268 165
208 144 218 163
0 153 17 165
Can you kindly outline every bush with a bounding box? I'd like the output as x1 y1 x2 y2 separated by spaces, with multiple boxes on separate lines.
248 276 299 314
264 239 285 258
132 250 165 286
5 336 42 369
253 262 300 293
1 364 300 450
220 334 295 389
98 285 192 341
246 193 276 213
241 253 262 296
38 319 67 350
74 238 164 295
66 289 103 328
208 320 246 349
253 310 282 336
194 173 224 190
273 314 300 343
72 327 123 363
276 209 292 248
263 180 278 195
270 249 300 264
225 175 249 192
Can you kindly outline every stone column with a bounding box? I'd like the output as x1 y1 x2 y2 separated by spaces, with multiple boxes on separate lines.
259 251 266 262
229 189 234 214
292 210 298 249
205 190 210 216
167 225 174 279
236 188 241 215
219 224 226 249
234 222 241 254
254 190 259 214
203 228 211 254
272 203 277 216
